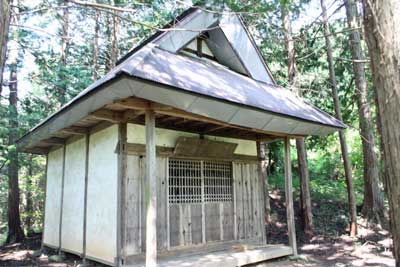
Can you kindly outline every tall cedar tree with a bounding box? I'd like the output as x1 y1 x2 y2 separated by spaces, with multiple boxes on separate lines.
93 8 100 81
0 0 11 97
320 0 357 236
59 0 69 105
344 0 385 223
280 2 313 236
7 55 25 244
362 0 400 264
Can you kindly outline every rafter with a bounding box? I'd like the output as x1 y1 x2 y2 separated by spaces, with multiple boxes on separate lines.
40 137 65 146
60 126 89 135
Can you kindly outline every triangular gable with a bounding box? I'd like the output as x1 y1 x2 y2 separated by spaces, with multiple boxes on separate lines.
154 8 275 84
180 35 217 60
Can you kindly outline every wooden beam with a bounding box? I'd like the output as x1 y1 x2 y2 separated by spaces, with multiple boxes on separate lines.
174 118 192 126
59 126 89 135
114 97 172 111
116 123 127 266
155 108 290 138
284 137 297 256
82 133 90 264
159 116 180 123
112 97 151 110
90 109 123 123
41 155 49 250
58 144 66 255
122 109 144 122
203 125 227 133
41 137 65 146
145 110 157 267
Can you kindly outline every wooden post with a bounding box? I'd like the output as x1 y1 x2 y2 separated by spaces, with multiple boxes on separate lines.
256 141 268 244
41 154 49 250
59 144 66 255
116 123 127 266
82 133 90 263
284 137 297 256
145 110 157 267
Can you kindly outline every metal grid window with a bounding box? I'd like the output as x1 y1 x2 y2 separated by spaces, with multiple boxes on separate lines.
168 159 232 204
204 161 232 202
168 159 202 204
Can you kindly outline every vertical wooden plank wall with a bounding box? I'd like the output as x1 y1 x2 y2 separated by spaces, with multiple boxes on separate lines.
124 156 169 255
123 159 264 257
233 161 264 242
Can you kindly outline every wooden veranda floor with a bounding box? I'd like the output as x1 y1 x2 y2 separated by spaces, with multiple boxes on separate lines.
124 241 293 267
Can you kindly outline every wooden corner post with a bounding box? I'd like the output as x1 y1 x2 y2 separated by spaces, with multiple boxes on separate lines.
59 143 66 255
117 123 127 267
284 137 298 256
145 110 157 267
82 133 90 264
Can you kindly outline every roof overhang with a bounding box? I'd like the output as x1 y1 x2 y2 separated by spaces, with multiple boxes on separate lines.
17 73 343 154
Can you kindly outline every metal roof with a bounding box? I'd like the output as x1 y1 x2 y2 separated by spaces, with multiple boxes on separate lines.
17 7 345 151
123 47 344 129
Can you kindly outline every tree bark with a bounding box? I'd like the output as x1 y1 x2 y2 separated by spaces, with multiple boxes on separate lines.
0 0 11 97
6 60 25 244
345 0 385 224
59 0 69 105
281 3 313 236
106 0 118 70
321 0 358 237
362 0 400 264
92 8 100 81
257 141 271 225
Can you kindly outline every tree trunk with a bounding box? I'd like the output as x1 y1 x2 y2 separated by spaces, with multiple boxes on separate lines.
106 0 118 70
92 8 100 81
281 3 313 236
345 0 385 224
6 61 25 244
111 5 118 67
59 0 69 105
0 0 11 97
257 141 271 225
362 0 400 264
321 0 358 236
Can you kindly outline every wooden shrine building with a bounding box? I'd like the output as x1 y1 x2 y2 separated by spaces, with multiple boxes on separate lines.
17 7 345 267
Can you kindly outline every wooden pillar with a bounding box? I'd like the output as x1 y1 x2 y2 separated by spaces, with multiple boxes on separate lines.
41 154 49 250
58 144 66 255
82 133 90 263
145 110 157 267
256 141 267 244
284 137 298 256
117 123 127 266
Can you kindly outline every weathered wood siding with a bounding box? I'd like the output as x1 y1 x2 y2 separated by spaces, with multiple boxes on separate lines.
124 158 264 257
232 161 264 241
124 155 169 255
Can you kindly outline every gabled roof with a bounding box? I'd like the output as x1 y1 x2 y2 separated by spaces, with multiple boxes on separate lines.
17 7 345 152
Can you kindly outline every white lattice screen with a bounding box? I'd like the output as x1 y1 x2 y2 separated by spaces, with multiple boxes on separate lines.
168 159 232 204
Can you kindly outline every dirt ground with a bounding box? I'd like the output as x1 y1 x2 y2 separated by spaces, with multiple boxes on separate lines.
0 192 395 267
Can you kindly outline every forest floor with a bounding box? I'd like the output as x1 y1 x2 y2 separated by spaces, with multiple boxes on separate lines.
0 190 395 267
